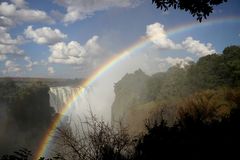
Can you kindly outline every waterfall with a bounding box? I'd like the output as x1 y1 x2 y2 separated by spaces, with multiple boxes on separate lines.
49 83 114 123
49 86 82 113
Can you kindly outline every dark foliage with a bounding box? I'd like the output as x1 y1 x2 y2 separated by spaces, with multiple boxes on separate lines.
133 88 240 160
187 45 240 89
152 0 227 22
0 81 55 155
146 45 240 102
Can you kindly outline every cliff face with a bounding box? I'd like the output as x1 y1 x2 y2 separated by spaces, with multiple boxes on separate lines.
111 68 185 134
111 69 150 125
110 67 189 134
0 80 55 155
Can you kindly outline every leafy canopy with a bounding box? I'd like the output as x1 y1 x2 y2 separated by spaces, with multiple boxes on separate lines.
152 0 228 22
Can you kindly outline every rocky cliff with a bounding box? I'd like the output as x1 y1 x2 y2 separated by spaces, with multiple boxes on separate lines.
111 69 150 126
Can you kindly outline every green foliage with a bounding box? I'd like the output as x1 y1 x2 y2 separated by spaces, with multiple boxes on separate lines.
146 45 240 102
146 65 189 103
223 45 240 85
187 46 240 89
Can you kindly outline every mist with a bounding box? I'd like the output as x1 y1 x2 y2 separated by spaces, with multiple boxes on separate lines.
70 48 167 122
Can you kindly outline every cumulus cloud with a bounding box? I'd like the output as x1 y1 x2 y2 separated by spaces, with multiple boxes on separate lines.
54 0 138 23
162 56 193 68
48 66 55 74
3 60 21 74
85 35 102 55
0 27 23 45
182 37 216 56
0 2 16 17
0 16 14 28
24 26 67 45
0 27 24 55
0 44 23 55
48 41 86 65
151 56 193 71
10 0 27 8
146 22 216 57
48 35 103 65
15 9 53 23
146 22 181 49
0 1 53 27
2 55 45 74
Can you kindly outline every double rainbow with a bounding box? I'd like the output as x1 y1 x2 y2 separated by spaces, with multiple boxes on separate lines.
34 16 240 159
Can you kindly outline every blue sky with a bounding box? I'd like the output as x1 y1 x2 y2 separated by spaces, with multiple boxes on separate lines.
0 0 240 78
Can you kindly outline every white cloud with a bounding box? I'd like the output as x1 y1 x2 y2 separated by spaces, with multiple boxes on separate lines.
0 43 23 55
155 56 193 69
146 22 181 49
54 0 138 24
146 22 216 57
3 60 21 73
85 35 102 55
48 35 103 65
24 26 67 45
10 0 27 8
15 9 53 23
48 41 86 65
182 37 216 57
0 27 24 55
48 66 55 74
164 56 193 68
0 2 16 17
0 1 54 27
0 16 14 27
0 27 23 45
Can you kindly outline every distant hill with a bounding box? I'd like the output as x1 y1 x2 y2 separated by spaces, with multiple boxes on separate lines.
0 77 84 87
111 45 240 135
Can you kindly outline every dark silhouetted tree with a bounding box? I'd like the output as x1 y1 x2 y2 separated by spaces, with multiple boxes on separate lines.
152 0 228 22
133 88 240 160
53 113 133 160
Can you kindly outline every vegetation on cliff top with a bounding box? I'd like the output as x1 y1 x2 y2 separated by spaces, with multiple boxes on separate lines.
112 45 240 133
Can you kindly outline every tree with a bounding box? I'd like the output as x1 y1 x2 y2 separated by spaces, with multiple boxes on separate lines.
152 0 228 22
133 88 240 160
53 113 133 160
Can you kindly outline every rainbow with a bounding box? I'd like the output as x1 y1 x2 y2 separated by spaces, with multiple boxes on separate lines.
34 16 240 159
